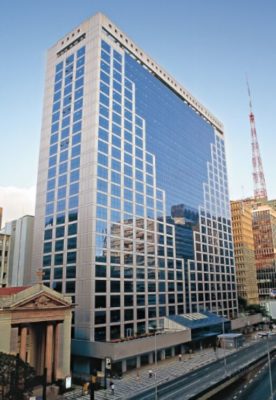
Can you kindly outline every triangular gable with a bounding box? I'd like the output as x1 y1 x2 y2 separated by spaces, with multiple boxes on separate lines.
10 293 69 310
8 284 71 310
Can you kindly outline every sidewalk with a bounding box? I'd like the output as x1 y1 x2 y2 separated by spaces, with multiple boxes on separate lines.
64 339 259 400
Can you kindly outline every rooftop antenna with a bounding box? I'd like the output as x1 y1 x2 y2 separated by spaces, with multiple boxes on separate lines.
246 76 267 200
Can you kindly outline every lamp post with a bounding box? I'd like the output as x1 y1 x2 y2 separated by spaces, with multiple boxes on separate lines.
266 333 273 400
149 326 183 399
222 314 227 377
149 327 159 400
219 305 227 377
154 330 158 400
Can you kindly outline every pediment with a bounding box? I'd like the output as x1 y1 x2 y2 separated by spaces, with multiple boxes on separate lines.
11 292 70 310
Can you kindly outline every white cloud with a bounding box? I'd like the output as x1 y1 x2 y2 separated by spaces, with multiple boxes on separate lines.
0 186 36 226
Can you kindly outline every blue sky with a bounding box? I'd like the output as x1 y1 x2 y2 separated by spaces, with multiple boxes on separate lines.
1 0 276 222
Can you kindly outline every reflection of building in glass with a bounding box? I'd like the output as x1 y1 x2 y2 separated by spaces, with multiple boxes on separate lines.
32 13 237 376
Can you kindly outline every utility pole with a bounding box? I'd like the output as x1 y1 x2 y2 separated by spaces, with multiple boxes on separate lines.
266 335 273 400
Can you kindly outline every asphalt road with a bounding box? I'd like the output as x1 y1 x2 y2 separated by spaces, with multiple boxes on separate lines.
129 336 276 400
233 356 276 400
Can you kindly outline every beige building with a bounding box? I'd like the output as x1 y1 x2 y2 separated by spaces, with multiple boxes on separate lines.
0 284 72 383
252 205 276 270
0 233 10 287
232 198 276 301
0 207 3 229
231 201 259 304
252 205 276 300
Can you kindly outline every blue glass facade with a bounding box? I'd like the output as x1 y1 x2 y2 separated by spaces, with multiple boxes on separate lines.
92 35 237 342
124 53 236 315
94 40 185 341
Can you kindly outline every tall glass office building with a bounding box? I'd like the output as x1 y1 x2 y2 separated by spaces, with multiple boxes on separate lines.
32 13 237 374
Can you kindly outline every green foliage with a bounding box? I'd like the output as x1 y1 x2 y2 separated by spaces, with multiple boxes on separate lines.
246 304 269 317
238 296 248 312
0 352 36 399
238 296 270 318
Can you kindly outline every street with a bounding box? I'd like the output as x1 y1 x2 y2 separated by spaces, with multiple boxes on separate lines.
229 355 276 400
64 335 276 399
128 336 276 400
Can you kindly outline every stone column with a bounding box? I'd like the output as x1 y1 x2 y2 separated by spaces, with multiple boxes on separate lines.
28 326 37 368
61 312 72 378
136 356 141 369
121 359 127 373
54 323 60 380
148 352 154 364
101 359 105 372
171 347 175 357
45 324 53 383
36 325 46 376
19 326 28 362
160 350 166 360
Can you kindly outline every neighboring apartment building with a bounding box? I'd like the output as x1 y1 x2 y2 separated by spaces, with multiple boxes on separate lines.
267 199 276 212
252 205 276 300
32 13 237 375
2 215 34 286
0 207 3 229
0 233 10 287
230 200 259 304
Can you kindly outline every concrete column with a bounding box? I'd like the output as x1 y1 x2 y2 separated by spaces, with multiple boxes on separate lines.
54 323 60 380
0 314 12 353
38 325 46 376
181 344 185 354
122 359 127 373
160 350 166 360
19 326 28 362
101 359 105 372
60 312 72 378
136 356 141 369
171 347 175 357
45 324 54 383
28 326 37 368
148 352 154 364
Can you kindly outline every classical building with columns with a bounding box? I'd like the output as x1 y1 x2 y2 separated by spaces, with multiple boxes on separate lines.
0 283 72 383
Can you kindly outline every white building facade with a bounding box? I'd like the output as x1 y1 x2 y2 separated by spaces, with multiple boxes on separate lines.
2 215 34 286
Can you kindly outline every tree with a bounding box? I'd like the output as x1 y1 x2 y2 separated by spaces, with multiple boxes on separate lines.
238 296 248 312
246 304 270 318
0 352 36 399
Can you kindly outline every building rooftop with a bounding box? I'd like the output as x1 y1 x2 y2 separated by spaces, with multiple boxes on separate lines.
53 12 223 134
0 286 30 297
167 311 228 329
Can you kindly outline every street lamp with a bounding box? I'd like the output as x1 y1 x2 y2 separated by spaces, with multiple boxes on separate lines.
221 314 227 377
149 327 160 400
218 305 227 377
266 333 273 400
148 326 184 399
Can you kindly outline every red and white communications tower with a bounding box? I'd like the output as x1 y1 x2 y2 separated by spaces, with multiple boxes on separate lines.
247 80 268 200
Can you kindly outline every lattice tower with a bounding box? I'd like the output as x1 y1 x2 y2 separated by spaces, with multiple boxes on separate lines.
247 79 267 200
